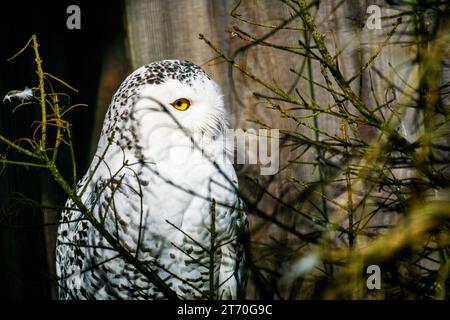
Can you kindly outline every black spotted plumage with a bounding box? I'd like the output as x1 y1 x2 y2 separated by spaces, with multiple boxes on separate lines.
56 60 247 300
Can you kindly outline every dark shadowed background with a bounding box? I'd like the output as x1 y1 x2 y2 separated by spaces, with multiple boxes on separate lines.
0 0 126 299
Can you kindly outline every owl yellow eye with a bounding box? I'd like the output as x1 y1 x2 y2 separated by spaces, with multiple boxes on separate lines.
171 98 191 111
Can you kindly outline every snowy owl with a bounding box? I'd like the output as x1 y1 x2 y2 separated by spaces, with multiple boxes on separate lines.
56 60 248 300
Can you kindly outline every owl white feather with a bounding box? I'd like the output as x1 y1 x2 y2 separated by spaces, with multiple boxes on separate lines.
56 60 247 299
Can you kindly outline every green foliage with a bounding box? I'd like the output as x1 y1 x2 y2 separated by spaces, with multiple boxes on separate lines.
201 0 450 299
0 35 179 299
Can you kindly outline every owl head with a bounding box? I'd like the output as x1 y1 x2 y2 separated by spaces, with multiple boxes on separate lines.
103 60 229 163
130 60 227 137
